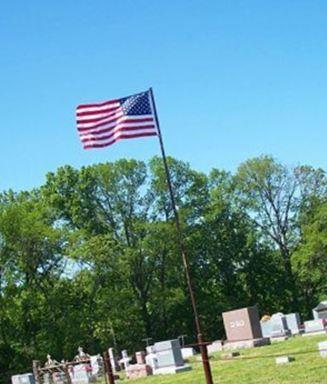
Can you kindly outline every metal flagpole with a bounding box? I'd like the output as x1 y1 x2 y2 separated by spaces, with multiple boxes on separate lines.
149 88 214 384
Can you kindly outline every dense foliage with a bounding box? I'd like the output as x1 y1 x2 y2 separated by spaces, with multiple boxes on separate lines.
0 155 326 380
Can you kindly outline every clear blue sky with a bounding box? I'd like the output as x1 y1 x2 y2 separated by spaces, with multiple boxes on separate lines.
1 1 326 191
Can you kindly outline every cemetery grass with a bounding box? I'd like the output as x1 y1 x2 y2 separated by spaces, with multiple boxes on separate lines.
115 334 327 383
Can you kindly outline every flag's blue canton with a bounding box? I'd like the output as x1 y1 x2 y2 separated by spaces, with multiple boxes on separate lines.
120 92 152 116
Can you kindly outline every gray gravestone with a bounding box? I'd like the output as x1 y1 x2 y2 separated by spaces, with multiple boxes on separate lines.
270 314 290 337
304 319 325 333
153 339 191 375
285 313 301 334
260 319 273 338
261 313 300 337
154 339 184 368
313 302 327 320
12 374 35 384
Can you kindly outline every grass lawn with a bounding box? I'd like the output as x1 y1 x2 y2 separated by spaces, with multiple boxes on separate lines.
115 334 327 383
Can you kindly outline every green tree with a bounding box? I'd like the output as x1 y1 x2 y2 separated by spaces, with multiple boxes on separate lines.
292 200 327 317
0 192 67 378
235 156 327 310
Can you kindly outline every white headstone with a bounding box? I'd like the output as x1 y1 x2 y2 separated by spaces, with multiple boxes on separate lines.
108 348 117 373
90 355 103 376
181 347 195 359
145 351 158 371
119 350 131 370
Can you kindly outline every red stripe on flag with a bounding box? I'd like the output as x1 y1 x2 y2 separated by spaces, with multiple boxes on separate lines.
80 125 157 143
78 118 155 134
77 110 123 125
83 132 157 149
76 106 120 117
76 99 119 110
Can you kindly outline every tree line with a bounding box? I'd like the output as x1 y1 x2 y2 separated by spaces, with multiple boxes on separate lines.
0 155 326 381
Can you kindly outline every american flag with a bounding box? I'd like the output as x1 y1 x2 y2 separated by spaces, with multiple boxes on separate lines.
76 90 158 149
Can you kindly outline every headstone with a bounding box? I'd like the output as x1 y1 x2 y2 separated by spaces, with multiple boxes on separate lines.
313 301 327 320
135 351 146 365
261 313 293 339
270 313 290 338
318 341 327 358
153 339 191 374
304 319 326 333
108 348 119 372
126 364 152 379
119 350 131 370
11 374 35 384
155 340 184 367
223 305 263 341
260 319 273 338
145 350 158 372
181 347 196 359
285 313 301 335
90 355 103 377
70 364 92 384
